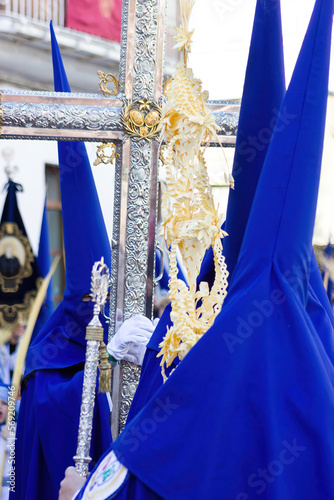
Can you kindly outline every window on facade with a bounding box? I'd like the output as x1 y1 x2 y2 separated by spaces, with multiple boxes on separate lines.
45 163 65 309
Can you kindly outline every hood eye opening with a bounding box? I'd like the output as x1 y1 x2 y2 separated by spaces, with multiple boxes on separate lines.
81 294 92 302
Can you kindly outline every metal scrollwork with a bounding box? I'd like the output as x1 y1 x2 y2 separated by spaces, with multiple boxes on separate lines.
119 361 142 432
1 91 239 145
97 71 120 97
215 112 239 137
124 140 152 318
132 0 158 100
94 142 119 165
108 143 123 343
117 0 129 96
122 98 162 139
3 102 122 132
2 89 101 98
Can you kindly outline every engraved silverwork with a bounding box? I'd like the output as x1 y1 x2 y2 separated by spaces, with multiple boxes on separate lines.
74 258 110 477
1 91 239 144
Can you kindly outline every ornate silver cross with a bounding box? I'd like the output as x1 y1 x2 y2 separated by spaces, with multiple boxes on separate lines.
0 0 239 437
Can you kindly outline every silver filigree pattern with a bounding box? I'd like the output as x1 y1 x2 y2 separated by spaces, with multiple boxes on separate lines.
74 260 109 476
119 360 142 432
124 138 152 319
110 0 164 437
110 138 154 436
1 97 238 144
113 0 161 434
3 102 122 132
108 143 124 341
132 0 158 100
90 259 110 308
215 113 239 138
207 99 241 105
117 0 130 97
2 89 102 98
74 340 100 477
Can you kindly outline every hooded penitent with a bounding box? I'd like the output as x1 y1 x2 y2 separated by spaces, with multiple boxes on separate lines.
108 0 334 498
0 181 41 331
12 22 112 500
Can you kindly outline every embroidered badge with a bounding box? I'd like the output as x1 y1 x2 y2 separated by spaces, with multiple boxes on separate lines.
82 451 128 500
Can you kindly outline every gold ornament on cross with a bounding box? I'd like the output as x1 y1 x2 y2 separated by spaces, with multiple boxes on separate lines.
94 143 119 166
121 98 162 139
97 71 120 96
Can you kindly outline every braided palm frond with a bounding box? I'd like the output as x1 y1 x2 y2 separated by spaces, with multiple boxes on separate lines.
157 0 231 380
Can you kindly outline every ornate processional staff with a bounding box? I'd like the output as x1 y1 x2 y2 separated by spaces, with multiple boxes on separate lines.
74 258 110 477
0 0 240 437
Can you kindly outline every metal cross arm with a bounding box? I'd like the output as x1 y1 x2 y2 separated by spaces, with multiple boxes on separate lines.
1 90 124 142
1 90 239 144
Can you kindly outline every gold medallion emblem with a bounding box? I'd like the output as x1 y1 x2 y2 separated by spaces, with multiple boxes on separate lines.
122 98 162 139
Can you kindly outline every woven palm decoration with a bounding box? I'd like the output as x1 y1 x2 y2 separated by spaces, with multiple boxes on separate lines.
158 0 232 379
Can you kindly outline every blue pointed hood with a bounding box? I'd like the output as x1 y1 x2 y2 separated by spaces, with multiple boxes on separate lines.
220 0 334 352
24 22 111 375
50 21 71 93
235 0 332 304
223 0 285 281
111 1 334 498
51 21 110 304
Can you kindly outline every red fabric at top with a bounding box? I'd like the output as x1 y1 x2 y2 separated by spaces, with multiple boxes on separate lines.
66 0 122 43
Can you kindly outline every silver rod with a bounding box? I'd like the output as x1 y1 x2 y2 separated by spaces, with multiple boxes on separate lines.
74 340 100 477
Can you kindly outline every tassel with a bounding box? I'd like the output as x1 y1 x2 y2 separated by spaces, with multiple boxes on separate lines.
99 342 112 393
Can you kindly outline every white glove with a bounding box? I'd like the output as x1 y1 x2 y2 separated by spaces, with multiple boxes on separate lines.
107 314 155 365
